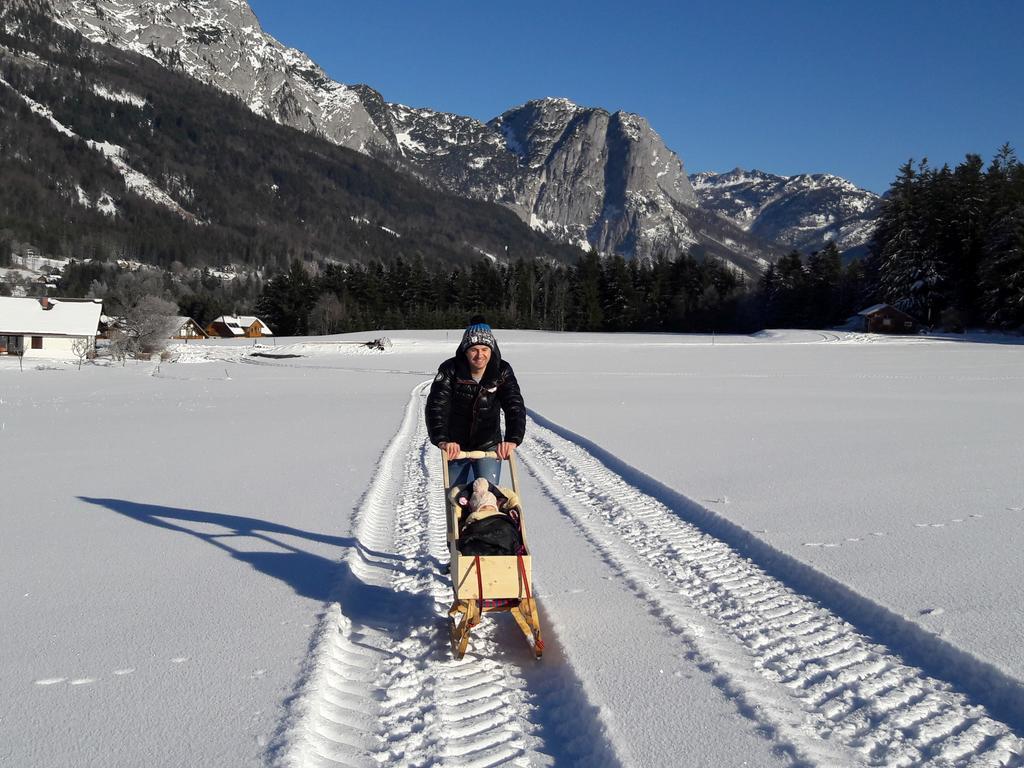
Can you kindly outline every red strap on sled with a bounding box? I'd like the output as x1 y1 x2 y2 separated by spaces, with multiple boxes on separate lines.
474 555 484 611
517 554 531 601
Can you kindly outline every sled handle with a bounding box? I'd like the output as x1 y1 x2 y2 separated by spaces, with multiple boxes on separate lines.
440 449 521 495
453 450 499 460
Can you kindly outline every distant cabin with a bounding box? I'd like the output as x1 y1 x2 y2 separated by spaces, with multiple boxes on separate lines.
97 314 123 340
205 315 273 339
172 317 208 340
0 296 103 358
850 304 917 334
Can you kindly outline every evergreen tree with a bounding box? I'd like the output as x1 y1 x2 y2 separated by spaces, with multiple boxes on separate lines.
807 242 843 325
600 254 638 331
979 204 1024 329
567 251 603 331
255 259 316 336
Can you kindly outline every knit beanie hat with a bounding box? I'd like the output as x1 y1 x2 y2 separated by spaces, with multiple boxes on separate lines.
470 477 498 513
459 315 497 355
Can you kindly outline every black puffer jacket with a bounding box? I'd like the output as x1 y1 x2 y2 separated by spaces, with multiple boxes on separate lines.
425 342 526 451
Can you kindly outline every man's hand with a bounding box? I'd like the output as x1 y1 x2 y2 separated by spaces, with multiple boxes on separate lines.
439 441 461 461
496 441 516 460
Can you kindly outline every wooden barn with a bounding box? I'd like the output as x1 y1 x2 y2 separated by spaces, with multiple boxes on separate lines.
852 304 917 334
205 315 273 339
172 317 208 340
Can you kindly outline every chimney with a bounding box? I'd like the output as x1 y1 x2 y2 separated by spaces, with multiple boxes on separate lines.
39 297 53 310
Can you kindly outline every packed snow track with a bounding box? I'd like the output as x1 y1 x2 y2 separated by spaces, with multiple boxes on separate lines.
271 381 1024 768
270 383 612 768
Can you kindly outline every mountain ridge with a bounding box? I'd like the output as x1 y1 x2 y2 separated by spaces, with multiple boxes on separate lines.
691 167 881 259
0 2 585 276
36 0 879 272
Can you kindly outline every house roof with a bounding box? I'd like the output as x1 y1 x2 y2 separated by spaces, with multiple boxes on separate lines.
857 303 911 317
173 316 208 335
210 315 273 336
0 297 103 336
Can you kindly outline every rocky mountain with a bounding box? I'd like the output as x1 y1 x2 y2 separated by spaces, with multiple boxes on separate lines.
690 169 882 260
388 97 776 274
0 2 584 274
47 0 397 154
44 0 784 275
41 0 881 274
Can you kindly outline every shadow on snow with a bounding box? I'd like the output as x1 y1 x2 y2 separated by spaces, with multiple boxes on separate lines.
77 496 438 630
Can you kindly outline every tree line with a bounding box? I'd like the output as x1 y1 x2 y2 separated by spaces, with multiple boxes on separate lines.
253 252 754 336
864 146 1024 330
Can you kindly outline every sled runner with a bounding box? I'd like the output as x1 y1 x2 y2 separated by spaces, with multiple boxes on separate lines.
442 450 544 659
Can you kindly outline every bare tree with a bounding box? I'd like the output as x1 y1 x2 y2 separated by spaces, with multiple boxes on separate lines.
108 328 130 365
309 292 346 335
71 337 92 370
121 295 179 357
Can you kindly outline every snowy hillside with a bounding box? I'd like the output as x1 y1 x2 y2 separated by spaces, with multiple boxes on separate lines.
3 330 1024 766
41 0 779 269
691 168 882 258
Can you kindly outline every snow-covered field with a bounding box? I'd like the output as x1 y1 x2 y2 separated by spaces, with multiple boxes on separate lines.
2 329 1023 767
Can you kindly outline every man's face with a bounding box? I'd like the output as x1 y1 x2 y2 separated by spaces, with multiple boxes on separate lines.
466 344 491 372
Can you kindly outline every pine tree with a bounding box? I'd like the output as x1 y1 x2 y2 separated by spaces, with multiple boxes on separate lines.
807 242 843 326
567 251 603 331
871 160 935 321
600 254 638 331
979 205 1024 328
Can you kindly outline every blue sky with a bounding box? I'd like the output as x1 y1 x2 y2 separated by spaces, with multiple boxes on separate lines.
247 0 1022 194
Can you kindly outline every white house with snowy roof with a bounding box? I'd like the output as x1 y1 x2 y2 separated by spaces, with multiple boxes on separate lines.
205 315 273 339
0 297 103 358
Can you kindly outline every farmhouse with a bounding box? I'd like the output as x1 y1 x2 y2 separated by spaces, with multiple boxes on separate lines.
0 297 103 358
850 304 917 334
172 316 208 340
205 315 273 339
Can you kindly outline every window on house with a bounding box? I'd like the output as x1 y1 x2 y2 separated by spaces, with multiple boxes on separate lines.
31 336 43 349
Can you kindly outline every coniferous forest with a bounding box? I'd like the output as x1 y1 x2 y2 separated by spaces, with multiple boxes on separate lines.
865 148 1024 330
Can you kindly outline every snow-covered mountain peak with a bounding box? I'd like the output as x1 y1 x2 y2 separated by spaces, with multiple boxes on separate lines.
691 167 881 256
48 0 394 153
40 1 878 268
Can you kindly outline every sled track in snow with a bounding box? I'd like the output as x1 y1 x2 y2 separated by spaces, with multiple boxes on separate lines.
520 420 1024 768
270 383 614 768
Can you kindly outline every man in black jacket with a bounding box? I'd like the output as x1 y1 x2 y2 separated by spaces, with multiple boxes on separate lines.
425 317 526 486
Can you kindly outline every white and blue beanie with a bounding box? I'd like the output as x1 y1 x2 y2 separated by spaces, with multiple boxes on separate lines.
459 317 497 355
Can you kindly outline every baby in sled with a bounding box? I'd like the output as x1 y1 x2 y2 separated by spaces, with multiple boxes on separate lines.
451 477 524 556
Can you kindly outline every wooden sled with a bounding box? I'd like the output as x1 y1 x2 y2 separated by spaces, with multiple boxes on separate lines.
442 450 544 660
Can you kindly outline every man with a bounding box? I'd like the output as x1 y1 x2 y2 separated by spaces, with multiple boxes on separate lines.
425 317 526 486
